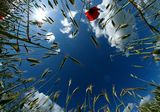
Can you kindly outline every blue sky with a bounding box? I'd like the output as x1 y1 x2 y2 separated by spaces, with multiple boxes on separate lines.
19 0 160 110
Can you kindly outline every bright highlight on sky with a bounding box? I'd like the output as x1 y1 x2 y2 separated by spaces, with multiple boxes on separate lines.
33 8 47 22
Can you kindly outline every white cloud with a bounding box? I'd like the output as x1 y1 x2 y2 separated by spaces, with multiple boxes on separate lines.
61 18 72 27
60 27 72 34
0 62 2 66
69 34 74 38
123 95 152 112
60 11 77 38
45 32 55 43
140 95 152 106
89 0 137 51
55 48 61 53
60 18 72 34
54 48 61 55
68 11 77 18
60 19 72 34
123 103 135 112
22 90 64 112
90 21 105 38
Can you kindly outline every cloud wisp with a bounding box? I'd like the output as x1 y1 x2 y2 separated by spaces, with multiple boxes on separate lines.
140 95 152 106
22 90 64 112
60 11 77 38
45 32 56 43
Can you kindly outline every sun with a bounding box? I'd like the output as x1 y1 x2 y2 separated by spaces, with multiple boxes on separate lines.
33 8 47 22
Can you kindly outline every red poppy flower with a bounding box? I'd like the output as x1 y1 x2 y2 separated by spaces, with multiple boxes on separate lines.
0 15 4 20
85 6 100 21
